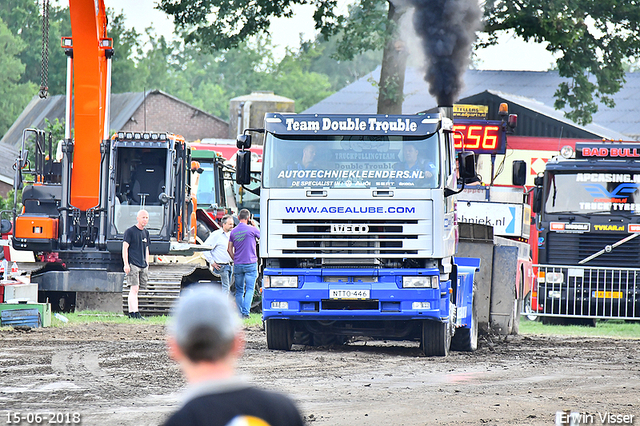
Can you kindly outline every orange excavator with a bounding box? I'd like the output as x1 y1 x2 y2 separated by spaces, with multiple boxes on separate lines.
12 0 199 312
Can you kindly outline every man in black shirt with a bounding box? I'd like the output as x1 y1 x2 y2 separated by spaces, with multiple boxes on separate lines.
122 209 150 320
163 285 304 426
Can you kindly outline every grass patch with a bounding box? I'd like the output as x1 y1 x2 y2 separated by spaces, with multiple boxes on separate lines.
519 317 640 339
50 310 262 327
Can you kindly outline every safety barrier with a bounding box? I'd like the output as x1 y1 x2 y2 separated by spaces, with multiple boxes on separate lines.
534 264 640 319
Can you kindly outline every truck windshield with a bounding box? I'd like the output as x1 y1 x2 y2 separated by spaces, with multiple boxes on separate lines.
545 172 640 215
195 162 218 207
262 134 440 189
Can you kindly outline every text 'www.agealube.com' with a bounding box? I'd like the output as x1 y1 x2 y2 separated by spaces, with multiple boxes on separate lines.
284 206 416 214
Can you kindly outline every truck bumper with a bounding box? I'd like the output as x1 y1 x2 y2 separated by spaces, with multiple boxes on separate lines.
262 267 450 321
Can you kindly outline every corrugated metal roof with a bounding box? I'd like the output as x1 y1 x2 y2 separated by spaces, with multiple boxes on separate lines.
0 91 148 150
304 68 640 140
0 90 228 181
0 142 19 185
0 90 227 150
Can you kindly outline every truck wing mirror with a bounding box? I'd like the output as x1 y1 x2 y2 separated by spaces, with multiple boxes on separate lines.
533 175 544 186
237 134 252 150
458 151 476 181
532 187 543 214
236 150 252 185
512 160 527 186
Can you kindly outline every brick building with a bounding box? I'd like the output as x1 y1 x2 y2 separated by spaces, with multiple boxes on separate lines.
0 90 229 192
117 90 228 141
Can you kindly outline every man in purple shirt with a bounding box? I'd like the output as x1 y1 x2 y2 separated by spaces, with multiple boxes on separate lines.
227 209 260 318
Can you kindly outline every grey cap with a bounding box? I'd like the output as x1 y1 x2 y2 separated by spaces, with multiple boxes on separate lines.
168 284 241 349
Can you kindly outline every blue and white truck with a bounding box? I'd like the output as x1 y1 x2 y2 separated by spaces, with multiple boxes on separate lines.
236 110 481 356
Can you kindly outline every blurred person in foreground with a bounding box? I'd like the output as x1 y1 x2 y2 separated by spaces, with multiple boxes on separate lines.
162 284 304 426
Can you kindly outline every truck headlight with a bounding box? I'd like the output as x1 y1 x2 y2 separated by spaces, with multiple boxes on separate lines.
264 276 298 288
412 302 431 309
545 272 564 284
403 276 439 288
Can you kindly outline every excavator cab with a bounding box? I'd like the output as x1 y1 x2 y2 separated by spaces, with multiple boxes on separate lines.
106 131 194 254
112 146 167 234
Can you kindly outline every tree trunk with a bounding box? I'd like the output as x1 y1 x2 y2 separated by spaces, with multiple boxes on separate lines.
377 2 408 115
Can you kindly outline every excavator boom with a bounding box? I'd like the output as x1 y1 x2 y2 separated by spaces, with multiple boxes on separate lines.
68 0 109 210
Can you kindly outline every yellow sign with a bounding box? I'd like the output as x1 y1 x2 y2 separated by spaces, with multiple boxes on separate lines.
592 291 623 299
454 104 489 119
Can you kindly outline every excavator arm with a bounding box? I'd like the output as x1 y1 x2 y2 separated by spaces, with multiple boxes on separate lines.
67 0 111 210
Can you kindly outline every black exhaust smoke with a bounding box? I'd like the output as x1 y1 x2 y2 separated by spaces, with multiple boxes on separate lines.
409 0 481 106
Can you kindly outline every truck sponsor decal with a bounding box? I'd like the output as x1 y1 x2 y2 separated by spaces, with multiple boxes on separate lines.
579 202 640 211
576 173 640 183
272 200 430 219
550 222 590 233
576 143 640 159
567 175 640 212
285 117 419 133
629 224 640 233
593 224 625 231
458 213 511 228
284 206 416 214
456 202 529 238
278 169 427 188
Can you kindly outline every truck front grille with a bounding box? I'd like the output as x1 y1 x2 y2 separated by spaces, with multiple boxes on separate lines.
546 233 640 267
276 219 431 257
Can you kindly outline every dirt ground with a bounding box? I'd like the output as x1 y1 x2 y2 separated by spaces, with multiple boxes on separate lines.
1 322 638 426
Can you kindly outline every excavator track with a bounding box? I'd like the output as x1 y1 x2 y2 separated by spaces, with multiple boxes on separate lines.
17 262 224 315
123 264 215 316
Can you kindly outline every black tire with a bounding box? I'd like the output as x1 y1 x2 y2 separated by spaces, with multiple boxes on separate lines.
421 320 451 356
451 294 478 352
541 316 568 325
523 292 539 321
293 330 313 346
566 318 597 327
266 319 293 350
311 333 346 347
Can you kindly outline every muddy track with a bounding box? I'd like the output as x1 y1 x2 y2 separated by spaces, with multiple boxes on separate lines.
0 323 638 426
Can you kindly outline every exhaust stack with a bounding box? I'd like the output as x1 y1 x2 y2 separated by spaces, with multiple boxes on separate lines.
439 105 454 121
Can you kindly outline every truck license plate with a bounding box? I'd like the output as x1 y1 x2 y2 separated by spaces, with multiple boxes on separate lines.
592 291 623 299
329 289 370 300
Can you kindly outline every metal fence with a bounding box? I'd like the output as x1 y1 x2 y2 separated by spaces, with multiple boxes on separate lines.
534 264 640 319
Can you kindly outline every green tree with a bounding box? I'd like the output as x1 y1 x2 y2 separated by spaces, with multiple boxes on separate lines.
483 0 640 125
157 0 408 113
0 0 70 96
270 48 334 112
108 12 146 94
0 190 21 219
300 35 382 92
158 35 335 120
0 17 37 137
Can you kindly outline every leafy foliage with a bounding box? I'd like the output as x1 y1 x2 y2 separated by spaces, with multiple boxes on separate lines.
0 17 36 136
44 118 64 145
157 0 345 51
1 0 380 139
483 0 640 125
0 190 22 220
157 0 399 111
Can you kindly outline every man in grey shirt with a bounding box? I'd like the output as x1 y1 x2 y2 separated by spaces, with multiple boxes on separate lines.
203 215 234 294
